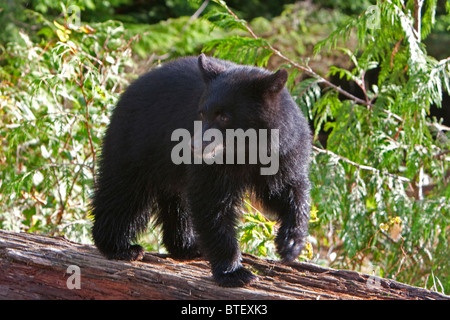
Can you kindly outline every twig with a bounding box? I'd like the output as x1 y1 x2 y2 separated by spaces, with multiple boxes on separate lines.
312 146 411 183
391 37 403 69
77 63 96 184
189 0 210 23
413 0 424 42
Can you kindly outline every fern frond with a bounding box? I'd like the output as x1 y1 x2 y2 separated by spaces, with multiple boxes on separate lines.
202 36 273 66
292 77 322 121
204 9 248 32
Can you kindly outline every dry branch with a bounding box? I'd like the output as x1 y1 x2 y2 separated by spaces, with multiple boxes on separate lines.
0 230 448 300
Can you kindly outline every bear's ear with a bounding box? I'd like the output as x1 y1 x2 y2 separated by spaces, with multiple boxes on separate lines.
263 69 288 94
198 53 226 83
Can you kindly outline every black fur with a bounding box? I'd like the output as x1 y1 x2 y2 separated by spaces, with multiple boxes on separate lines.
91 54 312 287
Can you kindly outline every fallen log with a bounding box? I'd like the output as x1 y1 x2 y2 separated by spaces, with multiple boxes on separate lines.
0 230 448 300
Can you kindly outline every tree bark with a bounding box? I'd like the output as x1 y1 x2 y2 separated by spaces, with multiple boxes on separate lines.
0 230 448 300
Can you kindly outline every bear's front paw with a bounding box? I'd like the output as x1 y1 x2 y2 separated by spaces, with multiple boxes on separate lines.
170 244 202 260
213 266 256 287
276 227 305 263
105 244 145 261
128 244 146 261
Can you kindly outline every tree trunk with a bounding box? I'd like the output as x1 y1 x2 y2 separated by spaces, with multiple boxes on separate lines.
0 230 447 300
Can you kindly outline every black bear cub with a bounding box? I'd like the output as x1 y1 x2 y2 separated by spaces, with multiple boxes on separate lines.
91 54 312 287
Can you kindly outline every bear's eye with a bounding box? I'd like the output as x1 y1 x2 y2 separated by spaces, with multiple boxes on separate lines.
217 114 230 123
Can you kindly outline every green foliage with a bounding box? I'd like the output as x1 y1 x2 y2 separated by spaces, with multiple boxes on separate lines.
129 16 224 59
202 1 274 66
203 36 273 67
317 0 376 14
221 0 297 20
0 6 136 242
203 0 449 293
239 199 277 259
312 1 450 293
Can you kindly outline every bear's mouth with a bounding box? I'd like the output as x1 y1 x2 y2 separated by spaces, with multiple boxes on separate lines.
202 142 225 160
191 139 225 160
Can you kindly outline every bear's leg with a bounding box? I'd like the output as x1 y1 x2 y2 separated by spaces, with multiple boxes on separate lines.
91 170 150 261
261 178 311 263
155 193 201 259
187 171 256 287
